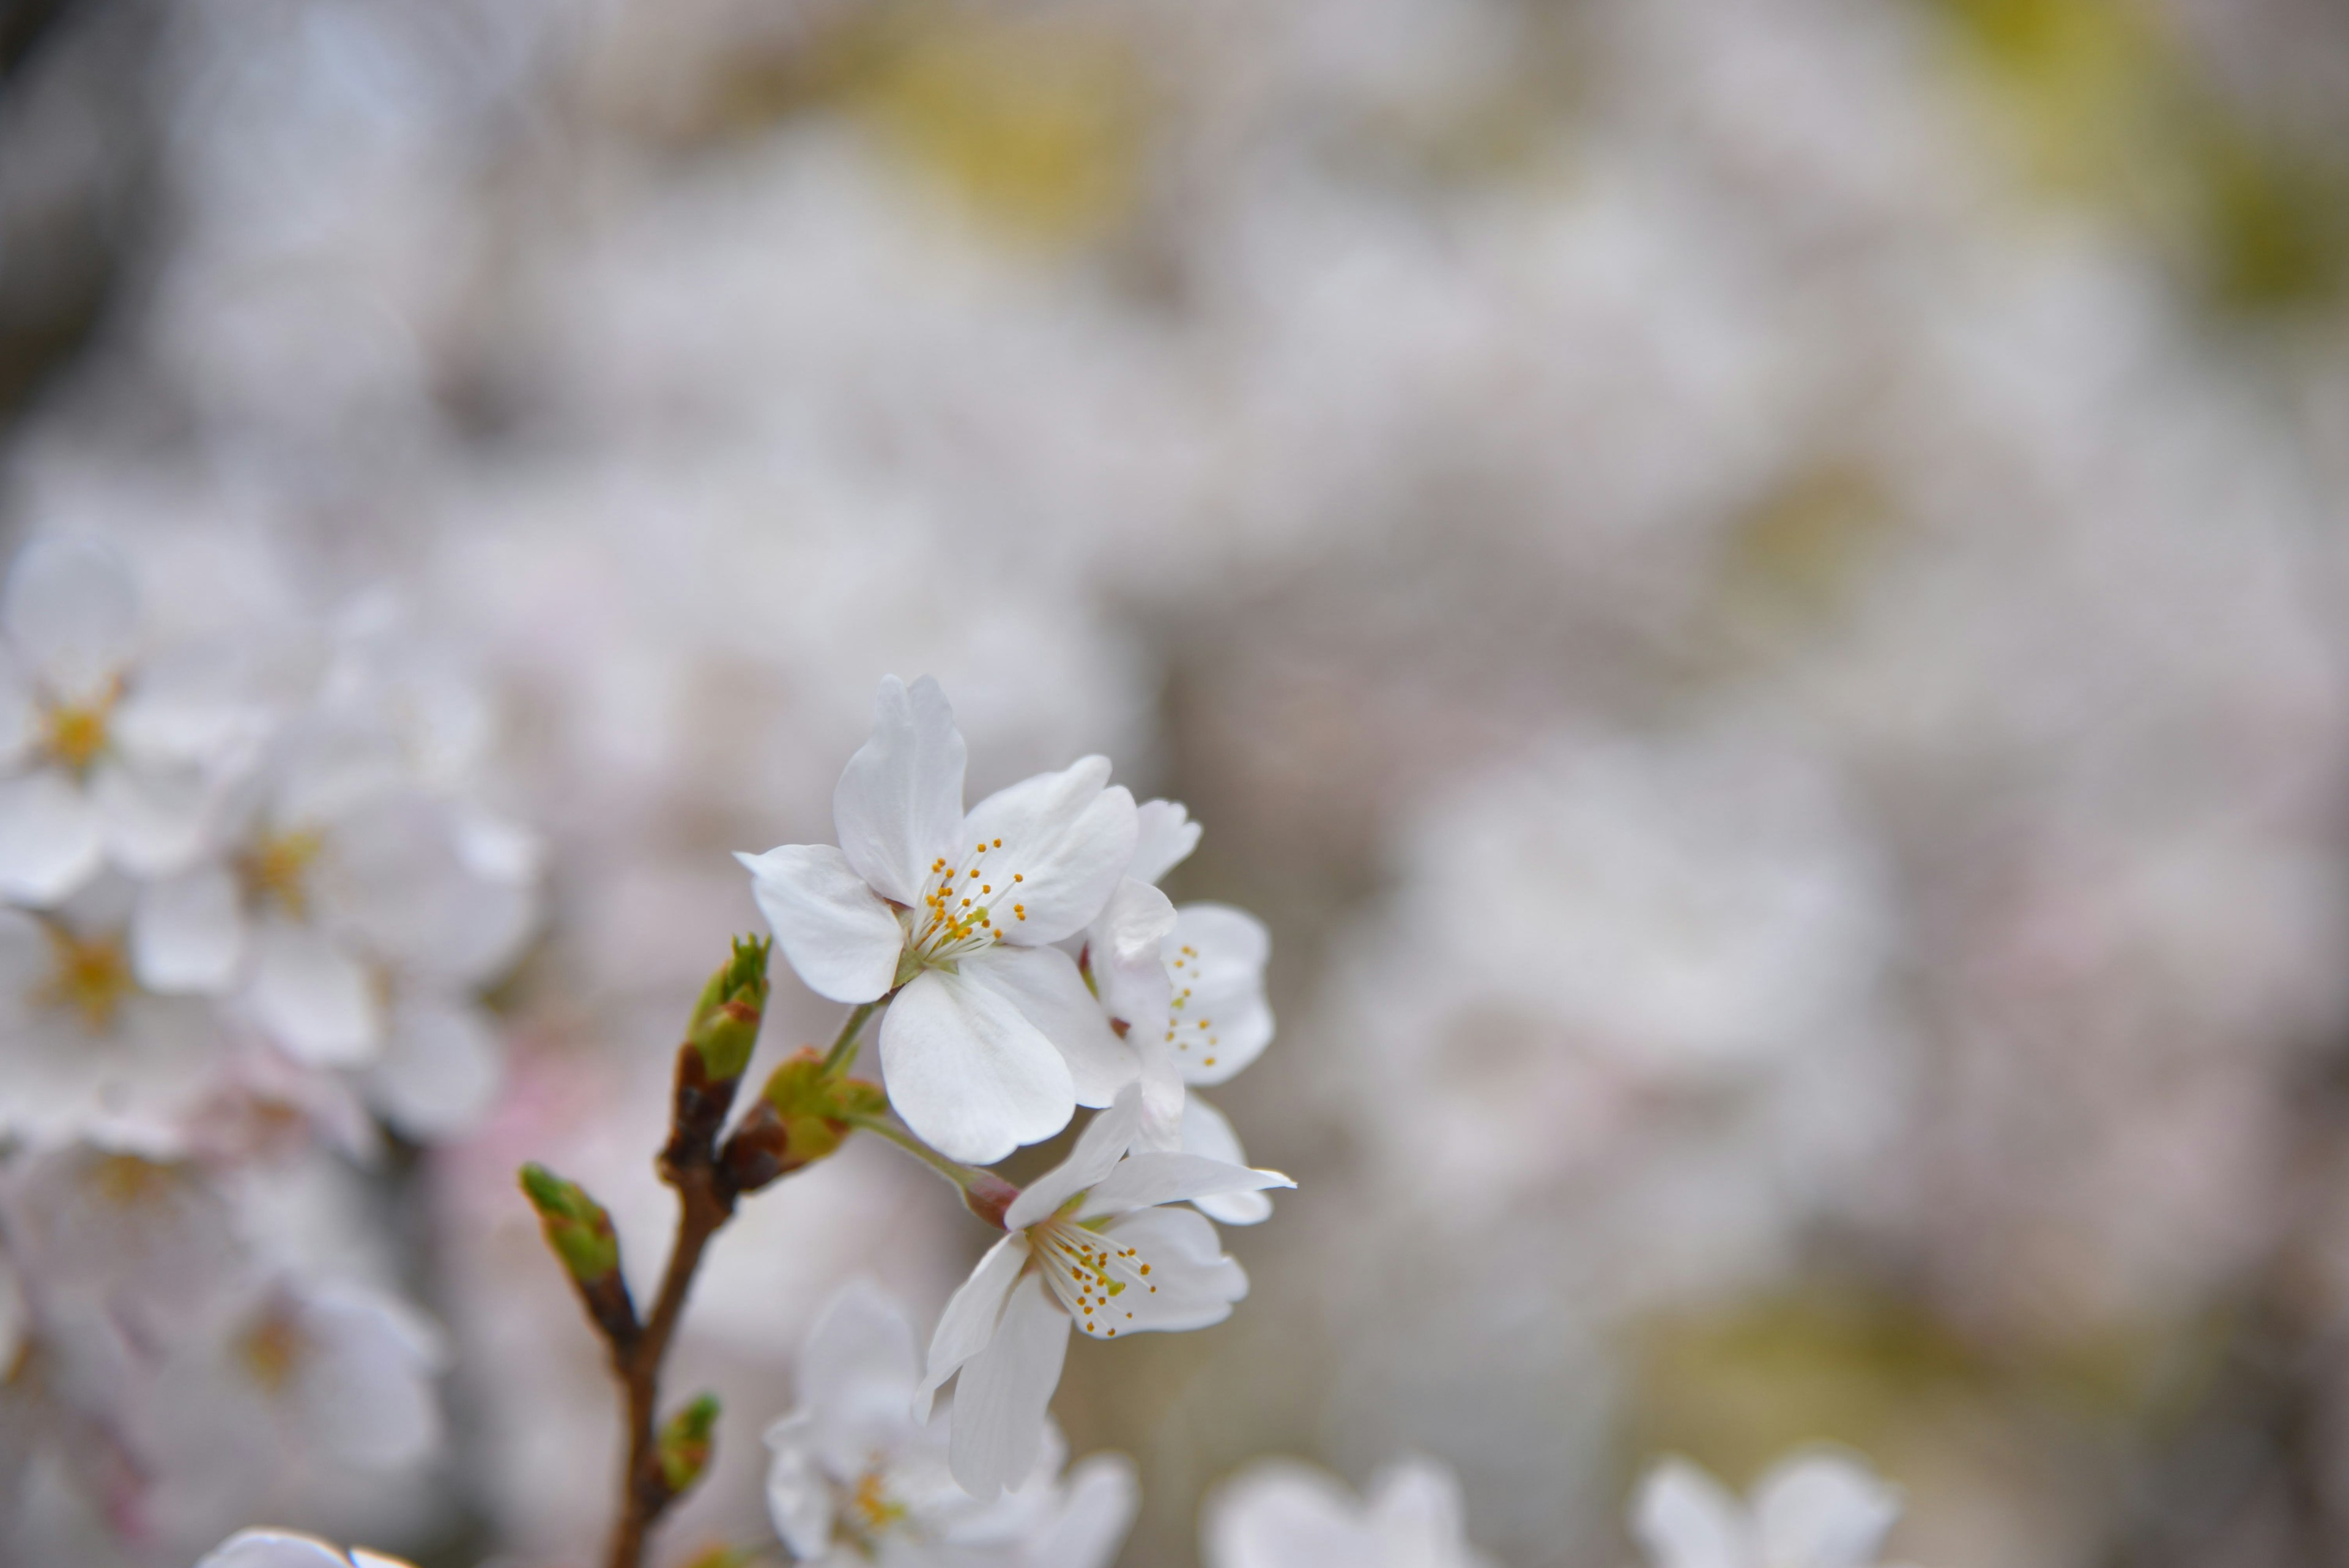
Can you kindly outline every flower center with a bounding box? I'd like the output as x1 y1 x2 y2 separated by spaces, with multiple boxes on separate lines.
38 926 133 1033
91 1152 179 1208
908 837 1030 966
239 829 325 920
38 677 120 775
1163 942 1222 1069
1031 1217 1155 1339
236 1307 312 1394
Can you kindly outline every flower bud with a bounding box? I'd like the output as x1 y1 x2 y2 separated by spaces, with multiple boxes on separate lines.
519 1163 619 1282
757 1048 885 1167
656 1392 721 1498
686 936 770 1083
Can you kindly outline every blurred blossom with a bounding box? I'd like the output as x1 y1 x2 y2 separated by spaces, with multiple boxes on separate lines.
1203 1456 1493 1568
1632 1449 1910 1568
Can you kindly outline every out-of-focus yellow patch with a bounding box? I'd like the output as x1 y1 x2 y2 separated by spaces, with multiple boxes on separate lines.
1718 462 1896 630
240 828 324 921
39 926 133 1034
839 4 1148 249
1928 0 2348 313
237 1306 312 1394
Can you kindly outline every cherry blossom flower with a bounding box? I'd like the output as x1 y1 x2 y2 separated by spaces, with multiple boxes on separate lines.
195 1529 415 1568
1633 1449 1912 1568
740 675 1141 1164
0 538 261 907
1204 1456 1493 1568
765 1279 1136 1568
1084 799 1277 1224
916 1087 1290 1498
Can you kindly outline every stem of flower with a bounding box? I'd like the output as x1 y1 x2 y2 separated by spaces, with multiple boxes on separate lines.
847 1112 1019 1227
820 1001 877 1076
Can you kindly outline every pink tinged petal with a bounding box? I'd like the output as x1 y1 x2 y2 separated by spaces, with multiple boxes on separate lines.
881 968 1075 1165
1181 1096 1274 1226
1023 1452 1140 1568
946 1272 1071 1501
958 943 1135 1109
1128 798 1200 886
918 1232 1030 1421
251 918 381 1066
739 844 904 1003
3 537 138 702
835 674 967 905
962 762 1137 945
0 768 102 904
1753 1451 1903 1568
1204 1460 1382 1568
1088 1206 1247 1332
196 1533 358 1568
1633 1458 1750 1568
1091 878 1175 1029
1165 902 1274 1088
763 1410 836 1556
365 994 504 1140
91 758 215 875
1004 1085 1146 1229
1075 1151 1291 1222
132 864 243 994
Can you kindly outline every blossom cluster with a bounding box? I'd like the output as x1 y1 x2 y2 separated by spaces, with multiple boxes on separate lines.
0 537 536 1550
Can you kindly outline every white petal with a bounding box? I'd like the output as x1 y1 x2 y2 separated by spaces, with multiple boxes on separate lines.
962 762 1136 945
1204 1460 1380 1568
1633 1458 1751 1568
947 1273 1071 1501
365 993 504 1140
918 1232 1030 1421
250 916 381 1066
196 1532 355 1568
959 943 1135 1109
1134 1033 1186 1153
797 1277 922 1430
1163 902 1274 1087
835 674 966 906
1085 1206 1247 1334
4 537 138 702
318 793 522 984
0 652 32 770
92 757 216 875
1128 798 1200 886
1754 1449 1903 1568
1023 1452 1140 1568
297 1288 442 1470
880 968 1075 1165
1182 1096 1273 1226
1075 1152 1291 1221
349 1555 415 1568
740 844 904 1003
131 864 243 994
1368 1458 1488 1568
0 768 102 904
1091 878 1175 1030
763 1410 837 1558
1004 1085 1146 1229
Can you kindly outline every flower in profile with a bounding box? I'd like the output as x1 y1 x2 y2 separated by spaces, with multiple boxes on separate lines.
195 1529 414 1568
916 1086 1291 1498
0 538 260 907
1083 799 1277 1224
1633 1448 1911 1568
765 1279 1136 1568
1204 1455 1493 1568
739 675 1140 1164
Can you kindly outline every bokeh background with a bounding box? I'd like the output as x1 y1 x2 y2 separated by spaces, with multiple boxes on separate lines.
6 0 2349 1562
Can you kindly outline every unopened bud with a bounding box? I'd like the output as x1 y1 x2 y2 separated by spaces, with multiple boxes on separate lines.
755 1049 884 1168
963 1170 1019 1229
656 1392 721 1498
686 936 770 1082
519 1164 619 1282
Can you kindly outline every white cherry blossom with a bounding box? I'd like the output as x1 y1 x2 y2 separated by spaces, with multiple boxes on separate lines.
0 538 262 907
765 1279 1136 1568
1204 1455 1494 1568
740 675 1141 1164
196 1529 415 1568
1633 1449 1912 1568
916 1086 1291 1498
1085 799 1277 1224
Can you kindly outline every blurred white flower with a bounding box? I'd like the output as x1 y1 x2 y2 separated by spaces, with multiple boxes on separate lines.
1086 799 1277 1225
1633 1449 1909 1568
916 1086 1290 1498
1204 1455 1493 1568
740 674 1139 1164
0 538 261 907
765 1278 1136 1568
195 1528 414 1568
